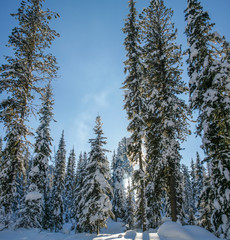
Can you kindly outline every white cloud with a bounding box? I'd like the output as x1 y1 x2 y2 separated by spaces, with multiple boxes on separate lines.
69 112 92 153
82 89 111 109
69 89 112 153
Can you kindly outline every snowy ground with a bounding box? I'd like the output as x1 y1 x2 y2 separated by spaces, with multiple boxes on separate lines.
0 219 222 240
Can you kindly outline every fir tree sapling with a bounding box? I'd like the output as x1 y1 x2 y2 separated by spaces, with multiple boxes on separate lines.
76 116 114 234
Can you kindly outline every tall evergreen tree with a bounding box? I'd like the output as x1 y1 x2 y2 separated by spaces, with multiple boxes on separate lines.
140 0 189 223
17 82 54 229
64 148 76 223
111 151 116 184
181 164 193 222
51 131 66 232
72 152 88 228
185 1 230 238
194 152 204 214
76 116 114 234
124 181 135 230
76 152 84 184
198 175 214 232
0 0 59 226
111 148 126 221
122 0 147 231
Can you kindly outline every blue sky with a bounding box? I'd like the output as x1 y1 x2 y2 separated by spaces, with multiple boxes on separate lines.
0 0 230 166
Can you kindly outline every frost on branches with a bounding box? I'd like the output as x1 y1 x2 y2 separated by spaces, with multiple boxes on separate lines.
185 0 230 238
76 116 114 234
0 0 58 227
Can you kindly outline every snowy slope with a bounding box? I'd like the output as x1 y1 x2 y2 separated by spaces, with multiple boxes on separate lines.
0 220 222 240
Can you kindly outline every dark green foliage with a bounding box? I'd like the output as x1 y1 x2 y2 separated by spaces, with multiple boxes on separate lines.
111 139 131 221
0 0 59 226
51 131 66 232
182 164 193 222
123 0 147 231
140 0 189 223
76 116 114 234
124 181 135 230
185 0 230 238
64 148 76 223
72 152 88 227
145 181 161 229
16 82 54 229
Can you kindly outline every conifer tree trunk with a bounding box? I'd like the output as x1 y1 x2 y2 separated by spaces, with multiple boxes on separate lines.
169 170 177 222
97 221 100 235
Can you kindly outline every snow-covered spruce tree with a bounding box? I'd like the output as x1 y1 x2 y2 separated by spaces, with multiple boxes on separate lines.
170 151 185 224
185 1 230 238
140 0 189 223
76 152 84 184
198 167 214 232
145 181 162 228
17 82 54 229
0 0 59 226
161 191 171 218
83 152 88 165
72 152 88 227
64 148 76 223
124 181 135 230
194 152 204 215
111 151 117 184
144 118 164 228
51 131 66 232
111 148 126 221
122 0 147 231
181 164 193 223
76 116 114 234
117 137 133 178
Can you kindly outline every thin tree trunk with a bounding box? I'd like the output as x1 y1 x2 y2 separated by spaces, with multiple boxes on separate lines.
169 170 177 222
97 221 100 235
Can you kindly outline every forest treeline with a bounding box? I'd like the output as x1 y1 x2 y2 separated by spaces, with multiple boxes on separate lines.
0 0 229 239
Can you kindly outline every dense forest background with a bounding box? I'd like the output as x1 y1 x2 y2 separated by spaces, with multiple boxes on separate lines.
0 0 229 239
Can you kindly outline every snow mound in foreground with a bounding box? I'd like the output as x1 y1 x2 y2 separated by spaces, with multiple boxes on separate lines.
158 221 193 240
183 225 220 240
158 221 221 240
0 219 222 240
